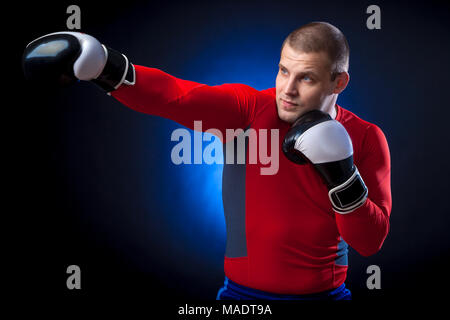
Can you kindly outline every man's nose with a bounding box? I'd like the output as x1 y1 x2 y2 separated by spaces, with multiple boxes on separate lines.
284 77 297 96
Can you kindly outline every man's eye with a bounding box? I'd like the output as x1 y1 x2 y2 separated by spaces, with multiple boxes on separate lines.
280 68 288 75
303 76 312 81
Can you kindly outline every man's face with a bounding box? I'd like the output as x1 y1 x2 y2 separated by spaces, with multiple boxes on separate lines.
275 43 339 123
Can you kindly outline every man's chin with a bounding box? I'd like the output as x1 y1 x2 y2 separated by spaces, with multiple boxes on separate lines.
277 107 301 124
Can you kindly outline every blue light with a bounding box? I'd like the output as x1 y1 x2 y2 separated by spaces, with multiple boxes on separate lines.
149 28 280 264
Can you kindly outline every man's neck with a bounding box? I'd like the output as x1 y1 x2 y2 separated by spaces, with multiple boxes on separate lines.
322 103 338 119
323 95 338 119
330 104 338 119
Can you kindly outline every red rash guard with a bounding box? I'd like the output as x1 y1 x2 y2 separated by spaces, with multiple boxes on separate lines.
112 65 392 294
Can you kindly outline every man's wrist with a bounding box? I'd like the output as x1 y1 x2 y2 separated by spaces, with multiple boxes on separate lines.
329 166 368 214
91 45 135 93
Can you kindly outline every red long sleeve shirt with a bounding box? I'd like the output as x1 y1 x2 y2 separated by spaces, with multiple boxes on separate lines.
112 65 392 294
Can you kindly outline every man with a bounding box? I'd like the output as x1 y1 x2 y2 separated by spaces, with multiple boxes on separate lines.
23 22 391 300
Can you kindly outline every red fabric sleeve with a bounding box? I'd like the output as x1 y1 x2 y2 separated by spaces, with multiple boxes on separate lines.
335 124 392 256
111 65 269 141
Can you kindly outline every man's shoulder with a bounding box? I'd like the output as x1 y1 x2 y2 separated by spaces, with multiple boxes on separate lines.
337 105 380 132
338 105 388 150
259 87 276 97
225 84 275 102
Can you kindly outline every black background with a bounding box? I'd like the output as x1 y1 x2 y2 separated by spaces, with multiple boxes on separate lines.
9 0 450 314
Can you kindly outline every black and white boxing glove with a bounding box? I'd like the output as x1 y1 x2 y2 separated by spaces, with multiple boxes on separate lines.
283 110 368 214
22 31 135 92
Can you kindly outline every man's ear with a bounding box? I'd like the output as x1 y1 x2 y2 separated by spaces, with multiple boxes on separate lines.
332 72 350 94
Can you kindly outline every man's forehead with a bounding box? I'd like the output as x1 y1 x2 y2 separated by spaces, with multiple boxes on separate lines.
280 45 331 71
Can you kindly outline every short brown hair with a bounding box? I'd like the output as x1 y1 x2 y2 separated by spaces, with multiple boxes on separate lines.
281 22 349 80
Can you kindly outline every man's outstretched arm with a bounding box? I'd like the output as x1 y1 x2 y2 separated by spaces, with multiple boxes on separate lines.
111 65 265 136
23 31 271 135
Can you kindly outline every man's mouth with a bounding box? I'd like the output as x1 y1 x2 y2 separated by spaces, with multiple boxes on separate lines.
280 98 298 110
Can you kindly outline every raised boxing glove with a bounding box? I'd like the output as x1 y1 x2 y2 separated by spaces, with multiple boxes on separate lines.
283 110 368 214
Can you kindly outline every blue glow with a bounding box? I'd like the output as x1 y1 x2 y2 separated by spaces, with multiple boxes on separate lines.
140 28 281 268
163 127 227 264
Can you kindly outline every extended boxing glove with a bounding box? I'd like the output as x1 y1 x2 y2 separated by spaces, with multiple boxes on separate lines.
283 110 368 214
22 31 135 92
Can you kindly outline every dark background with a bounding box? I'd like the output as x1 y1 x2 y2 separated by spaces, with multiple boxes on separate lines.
10 0 450 310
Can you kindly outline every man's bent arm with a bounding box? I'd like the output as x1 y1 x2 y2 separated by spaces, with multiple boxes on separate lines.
335 125 392 257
